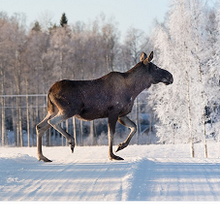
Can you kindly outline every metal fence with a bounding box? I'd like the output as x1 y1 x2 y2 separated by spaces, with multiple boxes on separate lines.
0 94 156 147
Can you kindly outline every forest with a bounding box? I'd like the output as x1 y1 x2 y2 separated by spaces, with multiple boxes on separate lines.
1 0 220 157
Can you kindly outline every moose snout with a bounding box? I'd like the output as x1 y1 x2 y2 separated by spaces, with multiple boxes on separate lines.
162 72 173 85
168 74 174 84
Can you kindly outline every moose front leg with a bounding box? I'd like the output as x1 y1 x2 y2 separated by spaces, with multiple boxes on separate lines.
116 116 137 152
108 115 124 161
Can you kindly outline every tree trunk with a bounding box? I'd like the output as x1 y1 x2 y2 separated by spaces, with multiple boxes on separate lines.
1 96 8 145
185 69 195 157
184 40 195 157
0 69 8 146
135 98 140 144
196 56 208 158
90 120 97 145
12 107 17 146
80 120 83 146
16 97 23 147
66 119 69 146
73 117 77 146
26 94 30 147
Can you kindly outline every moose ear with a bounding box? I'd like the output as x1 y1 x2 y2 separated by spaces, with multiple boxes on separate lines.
140 52 147 62
143 51 153 65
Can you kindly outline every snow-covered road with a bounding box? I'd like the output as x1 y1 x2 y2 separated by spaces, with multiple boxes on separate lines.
1 144 220 201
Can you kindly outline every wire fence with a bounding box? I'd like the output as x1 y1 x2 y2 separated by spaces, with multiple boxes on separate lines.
0 94 156 147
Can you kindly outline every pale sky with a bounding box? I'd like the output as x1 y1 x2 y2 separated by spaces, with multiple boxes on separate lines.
1 0 170 37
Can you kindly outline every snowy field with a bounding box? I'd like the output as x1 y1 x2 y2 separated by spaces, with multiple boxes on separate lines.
1 143 220 202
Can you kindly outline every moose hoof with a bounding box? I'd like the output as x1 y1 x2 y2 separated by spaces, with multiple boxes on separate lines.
38 155 52 162
115 142 128 152
71 147 74 153
69 142 75 153
109 154 124 161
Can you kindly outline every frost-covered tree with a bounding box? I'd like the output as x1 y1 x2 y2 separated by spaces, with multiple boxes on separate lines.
150 0 217 157
205 4 220 141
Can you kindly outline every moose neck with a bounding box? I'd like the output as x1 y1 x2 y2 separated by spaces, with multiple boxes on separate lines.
126 62 151 99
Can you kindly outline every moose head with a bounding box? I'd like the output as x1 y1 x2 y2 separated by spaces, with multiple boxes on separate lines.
140 51 173 85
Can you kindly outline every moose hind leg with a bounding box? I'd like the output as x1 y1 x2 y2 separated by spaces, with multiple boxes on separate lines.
48 113 75 153
116 116 137 153
36 113 53 162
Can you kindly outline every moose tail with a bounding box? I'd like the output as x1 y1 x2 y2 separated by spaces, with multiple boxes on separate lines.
47 93 56 114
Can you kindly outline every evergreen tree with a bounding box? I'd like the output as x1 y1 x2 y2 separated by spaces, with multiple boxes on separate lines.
60 13 68 27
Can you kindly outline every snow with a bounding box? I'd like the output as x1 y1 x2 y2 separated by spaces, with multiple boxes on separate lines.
1 143 220 202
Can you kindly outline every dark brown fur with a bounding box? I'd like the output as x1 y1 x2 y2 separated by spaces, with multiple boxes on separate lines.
36 51 173 162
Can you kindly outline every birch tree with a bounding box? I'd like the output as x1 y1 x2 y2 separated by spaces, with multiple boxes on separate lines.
150 0 215 157
206 4 220 142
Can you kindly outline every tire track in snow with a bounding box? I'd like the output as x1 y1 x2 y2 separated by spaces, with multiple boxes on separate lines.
126 157 220 201
0 156 135 201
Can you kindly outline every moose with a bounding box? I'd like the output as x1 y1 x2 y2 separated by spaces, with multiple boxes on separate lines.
36 51 173 162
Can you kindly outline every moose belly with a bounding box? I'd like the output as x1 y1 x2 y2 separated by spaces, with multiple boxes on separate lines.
75 99 134 121
75 107 108 121
118 102 133 117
